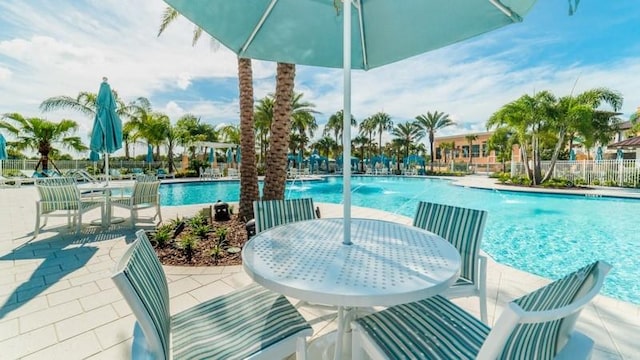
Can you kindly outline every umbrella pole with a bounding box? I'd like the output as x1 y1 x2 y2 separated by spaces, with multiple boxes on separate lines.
342 1 352 246
105 153 110 185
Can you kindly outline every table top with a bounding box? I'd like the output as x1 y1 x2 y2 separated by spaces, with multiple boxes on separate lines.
242 218 461 307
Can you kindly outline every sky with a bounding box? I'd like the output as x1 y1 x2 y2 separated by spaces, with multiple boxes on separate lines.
1 0 639 157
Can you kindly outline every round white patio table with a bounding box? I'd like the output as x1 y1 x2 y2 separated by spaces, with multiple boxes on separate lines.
242 218 461 360
77 182 132 227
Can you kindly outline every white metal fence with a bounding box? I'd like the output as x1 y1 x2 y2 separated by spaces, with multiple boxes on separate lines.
511 159 640 187
0 159 163 174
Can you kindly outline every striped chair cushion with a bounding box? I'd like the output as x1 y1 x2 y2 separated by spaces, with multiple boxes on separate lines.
120 232 171 359
354 295 490 360
413 202 487 283
131 181 160 205
498 261 600 360
253 198 316 233
36 178 83 212
172 283 312 359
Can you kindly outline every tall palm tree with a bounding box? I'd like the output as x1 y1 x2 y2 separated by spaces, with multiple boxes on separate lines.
1 113 86 171
175 114 218 159
465 134 478 166
263 63 295 200
352 135 370 172
391 121 423 163
313 136 338 159
359 116 376 161
220 124 241 144
370 112 393 156
254 96 275 164
486 127 515 172
159 6 259 220
290 93 319 157
323 110 357 144
414 111 455 172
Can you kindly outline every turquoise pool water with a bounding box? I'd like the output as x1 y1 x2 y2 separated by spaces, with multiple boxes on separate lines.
160 176 639 304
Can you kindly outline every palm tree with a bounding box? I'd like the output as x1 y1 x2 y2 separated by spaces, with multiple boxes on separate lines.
352 135 370 172
263 63 295 200
313 136 338 159
323 110 357 144
254 96 274 164
414 111 455 172
391 121 423 163
439 141 454 164
486 127 515 172
1 113 86 171
175 114 218 159
290 93 319 158
220 124 241 144
159 6 259 220
370 112 393 156
359 116 376 161
465 134 478 166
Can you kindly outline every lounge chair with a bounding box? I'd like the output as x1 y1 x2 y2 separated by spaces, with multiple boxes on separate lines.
34 177 104 236
352 261 611 360
227 168 239 179
112 230 312 359
156 168 175 179
413 201 489 323
253 198 318 233
111 179 161 229
131 168 145 179
0 175 21 188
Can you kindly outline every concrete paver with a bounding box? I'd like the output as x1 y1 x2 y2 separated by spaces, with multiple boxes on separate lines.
0 179 638 359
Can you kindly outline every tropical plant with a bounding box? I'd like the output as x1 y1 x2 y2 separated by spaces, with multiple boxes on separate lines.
391 121 423 162
370 112 393 156
289 93 319 157
313 136 338 159
0 113 87 171
254 96 274 163
465 134 478 166
323 110 357 144
414 111 455 172
178 234 198 261
359 116 377 161
486 127 516 172
158 5 259 221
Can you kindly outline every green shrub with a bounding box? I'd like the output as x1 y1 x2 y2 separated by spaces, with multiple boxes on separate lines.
187 214 207 228
193 224 212 239
178 235 198 260
154 224 173 246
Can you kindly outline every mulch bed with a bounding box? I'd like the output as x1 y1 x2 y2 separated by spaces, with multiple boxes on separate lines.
150 213 248 267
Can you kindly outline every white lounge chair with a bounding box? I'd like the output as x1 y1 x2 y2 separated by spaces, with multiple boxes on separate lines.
112 230 312 359
413 201 489 323
0 175 21 188
352 261 611 360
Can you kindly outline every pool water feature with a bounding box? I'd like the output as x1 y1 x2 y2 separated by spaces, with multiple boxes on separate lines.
160 176 639 305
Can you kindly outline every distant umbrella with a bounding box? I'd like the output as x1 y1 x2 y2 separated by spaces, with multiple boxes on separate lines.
89 150 100 162
208 148 214 166
595 147 603 162
146 144 153 170
90 78 123 185
569 149 576 161
235 147 241 165
226 148 233 166
0 133 7 176
616 149 623 160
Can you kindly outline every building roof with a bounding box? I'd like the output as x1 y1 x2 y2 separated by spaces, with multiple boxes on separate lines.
607 136 640 149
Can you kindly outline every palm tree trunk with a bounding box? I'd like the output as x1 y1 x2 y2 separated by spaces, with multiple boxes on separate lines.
541 128 567 183
263 63 295 200
237 57 259 220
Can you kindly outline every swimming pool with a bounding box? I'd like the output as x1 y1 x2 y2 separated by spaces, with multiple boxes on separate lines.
160 176 639 304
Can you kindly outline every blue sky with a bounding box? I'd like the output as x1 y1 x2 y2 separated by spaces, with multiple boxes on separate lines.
0 0 639 157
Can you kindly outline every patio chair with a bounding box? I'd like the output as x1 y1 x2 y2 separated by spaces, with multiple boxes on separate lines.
352 260 611 360
112 179 161 229
413 201 489 322
156 168 175 179
0 175 21 188
112 230 312 360
34 177 104 236
253 198 318 233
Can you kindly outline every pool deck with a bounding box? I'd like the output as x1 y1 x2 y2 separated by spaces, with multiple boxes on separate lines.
0 177 638 359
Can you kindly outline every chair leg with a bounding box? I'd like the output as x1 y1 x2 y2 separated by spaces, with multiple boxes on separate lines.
352 326 365 360
296 336 307 360
76 212 82 235
34 208 41 237
156 203 162 223
478 256 488 324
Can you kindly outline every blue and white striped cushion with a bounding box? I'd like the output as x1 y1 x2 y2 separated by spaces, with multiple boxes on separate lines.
498 261 600 360
171 283 312 359
121 232 171 359
355 295 490 360
413 202 487 283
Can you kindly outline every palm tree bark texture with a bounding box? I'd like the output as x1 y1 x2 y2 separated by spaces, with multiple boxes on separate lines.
238 57 260 221
263 63 295 200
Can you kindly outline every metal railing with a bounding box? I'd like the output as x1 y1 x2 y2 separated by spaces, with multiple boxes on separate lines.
510 159 640 187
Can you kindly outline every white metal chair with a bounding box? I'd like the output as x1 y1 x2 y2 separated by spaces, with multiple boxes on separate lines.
112 180 161 229
34 177 104 236
352 261 611 360
112 230 312 360
413 201 489 322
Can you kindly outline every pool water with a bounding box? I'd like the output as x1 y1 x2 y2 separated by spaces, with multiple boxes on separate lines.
160 176 639 304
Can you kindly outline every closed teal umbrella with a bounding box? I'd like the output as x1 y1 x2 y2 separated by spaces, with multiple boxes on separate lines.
616 149 623 160
0 133 7 176
226 148 233 166
208 148 214 165
89 150 100 175
90 77 123 184
596 146 603 162
165 0 539 245
569 149 576 161
235 147 241 164
146 144 153 170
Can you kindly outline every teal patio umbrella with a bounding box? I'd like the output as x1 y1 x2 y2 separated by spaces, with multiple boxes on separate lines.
0 133 7 176
208 148 215 168
235 147 241 165
569 149 576 161
226 147 233 167
146 144 154 171
165 0 539 245
89 150 100 174
90 77 123 185
596 146 603 162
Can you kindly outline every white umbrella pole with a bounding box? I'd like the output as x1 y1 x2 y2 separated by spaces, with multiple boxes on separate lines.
105 153 110 186
342 1 352 246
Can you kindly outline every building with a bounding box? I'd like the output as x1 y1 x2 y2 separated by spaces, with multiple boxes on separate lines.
432 131 521 165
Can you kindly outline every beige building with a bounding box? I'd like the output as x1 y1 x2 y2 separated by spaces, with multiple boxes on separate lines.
433 131 521 165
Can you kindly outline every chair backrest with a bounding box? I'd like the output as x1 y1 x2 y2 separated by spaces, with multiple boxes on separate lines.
480 261 611 360
136 174 158 182
112 230 170 360
131 181 161 205
413 201 487 283
253 198 316 233
35 177 81 212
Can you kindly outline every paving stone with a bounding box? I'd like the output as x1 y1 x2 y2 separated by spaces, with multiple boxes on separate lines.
46 282 101 306
79 287 122 311
21 330 102 360
0 324 57 359
19 300 83 333
93 314 136 349
54 304 118 341
0 317 19 341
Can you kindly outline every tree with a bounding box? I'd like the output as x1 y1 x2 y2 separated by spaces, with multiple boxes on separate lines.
159 6 259 220
370 112 393 156
254 96 274 164
391 121 423 163
263 63 295 200
414 111 455 172
175 114 217 159
289 93 319 158
359 116 376 162
323 110 357 144
352 135 370 172
313 136 338 159
465 134 478 166
0 113 86 171
220 124 241 144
